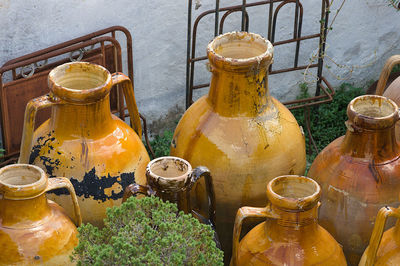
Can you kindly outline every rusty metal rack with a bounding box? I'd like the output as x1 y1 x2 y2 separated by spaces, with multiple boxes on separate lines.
186 0 335 152
0 26 154 165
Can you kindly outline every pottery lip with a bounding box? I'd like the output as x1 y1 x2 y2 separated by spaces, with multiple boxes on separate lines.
146 156 192 192
0 164 48 200
267 175 321 212
347 95 399 130
48 62 112 104
207 31 274 72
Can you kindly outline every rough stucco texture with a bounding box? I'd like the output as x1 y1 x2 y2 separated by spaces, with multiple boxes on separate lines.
0 0 399 134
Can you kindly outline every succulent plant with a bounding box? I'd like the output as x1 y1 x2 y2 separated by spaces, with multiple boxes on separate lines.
71 196 223 266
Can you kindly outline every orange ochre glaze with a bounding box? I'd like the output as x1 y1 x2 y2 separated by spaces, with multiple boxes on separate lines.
308 95 400 266
0 197 78 265
170 32 306 262
237 221 347 265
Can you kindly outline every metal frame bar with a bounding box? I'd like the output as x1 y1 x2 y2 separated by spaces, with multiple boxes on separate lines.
186 0 332 111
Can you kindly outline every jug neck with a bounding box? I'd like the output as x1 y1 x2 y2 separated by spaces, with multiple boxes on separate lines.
266 205 319 241
265 175 321 241
206 32 274 117
341 126 399 162
341 95 400 163
0 195 51 227
51 95 114 138
208 67 272 117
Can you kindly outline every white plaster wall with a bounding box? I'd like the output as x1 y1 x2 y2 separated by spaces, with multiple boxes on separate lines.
0 0 399 134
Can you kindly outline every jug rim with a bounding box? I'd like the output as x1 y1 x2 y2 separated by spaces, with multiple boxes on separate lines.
0 164 48 200
347 95 400 130
48 62 112 103
146 156 192 191
207 31 273 71
267 175 321 211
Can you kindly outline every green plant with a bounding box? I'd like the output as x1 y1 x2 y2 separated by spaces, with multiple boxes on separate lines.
71 196 223 266
292 83 365 168
145 130 174 158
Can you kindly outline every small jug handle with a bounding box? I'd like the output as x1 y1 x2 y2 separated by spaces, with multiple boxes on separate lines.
122 183 156 202
231 204 279 266
376 55 400 95
18 94 59 164
189 167 216 227
111 73 142 138
363 206 400 266
45 177 82 227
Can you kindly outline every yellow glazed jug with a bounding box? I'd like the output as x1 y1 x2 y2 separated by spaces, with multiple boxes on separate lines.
232 175 347 266
360 204 400 265
0 164 81 265
170 31 306 260
18 62 150 226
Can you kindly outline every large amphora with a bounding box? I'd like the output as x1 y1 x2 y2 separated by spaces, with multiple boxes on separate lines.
308 95 400 265
170 31 306 260
232 175 347 266
0 164 81 265
18 62 150 226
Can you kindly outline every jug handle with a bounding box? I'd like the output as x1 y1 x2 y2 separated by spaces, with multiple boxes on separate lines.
18 94 59 164
122 183 156 202
376 55 400 95
231 204 279 266
363 206 400 266
111 73 142 138
188 167 216 227
45 177 82 227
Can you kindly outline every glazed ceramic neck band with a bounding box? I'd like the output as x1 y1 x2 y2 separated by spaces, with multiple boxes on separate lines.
207 31 273 72
267 175 321 212
48 62 112 103
0 164 47 200
347 95 399 130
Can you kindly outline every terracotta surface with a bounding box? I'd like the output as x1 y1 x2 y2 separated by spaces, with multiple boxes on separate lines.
232 175 347 265
123 156 216 226
18 62 150 226
0 164 81 265
308 95 400 265
360 206 400 266
170 32 306 261
375 55 400 143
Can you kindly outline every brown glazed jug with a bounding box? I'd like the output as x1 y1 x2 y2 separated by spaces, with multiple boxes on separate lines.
308 95 400 265
123 156 216 227
170 31 306 260
232 175 347 265
359 205 400 265
375 55 400 142
18 62 150 226
0 164 81 265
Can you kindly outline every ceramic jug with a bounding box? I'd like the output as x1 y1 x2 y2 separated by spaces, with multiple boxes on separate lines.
308 95 400 265
232 175 347 265
123 156 216 227
375 55 400 142
0 164 81 265
18 62 150 226
359 205 400 265
170 31 306 259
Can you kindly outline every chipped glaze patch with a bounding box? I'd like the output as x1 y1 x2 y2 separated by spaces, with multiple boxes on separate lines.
48 167 135 202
